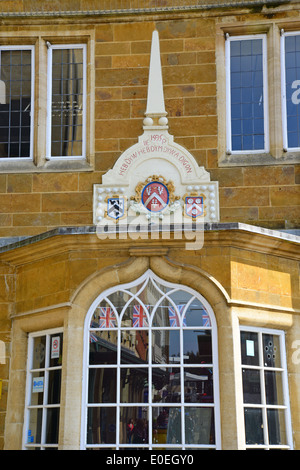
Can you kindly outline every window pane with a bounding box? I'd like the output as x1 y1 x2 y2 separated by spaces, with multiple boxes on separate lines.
265 370 284 405
89 331 118 365
183 299 211 327
152 303 182 328
120 368 148 403
30 373 44 406
49 333 63 367
152 367 181 403
119 407 148 445
285 34 300 148
50 47 84 157
267 409 287 445
183 330 212 364
184 367 214 403
152 407 181 446
47 369 62 405
263 333 281 368
88 368 117 404
32 336 46 369
185 407 215 445
45 408 60 444
242 368 261 404
121 303 149 328
0 48 32 158
121 330 148 364
229 38 265 151
152 329 180 364
27 408 43 444
90 306 117 329
241 331 259 366
244 408 264 445
87 407 116 445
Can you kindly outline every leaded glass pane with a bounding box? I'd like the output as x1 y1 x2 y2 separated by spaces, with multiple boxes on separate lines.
0 48 33 158
229 38 265 152
285 34 300 148
51 47 84 157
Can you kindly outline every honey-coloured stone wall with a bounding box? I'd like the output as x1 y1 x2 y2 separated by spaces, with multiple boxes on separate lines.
0 4 298 237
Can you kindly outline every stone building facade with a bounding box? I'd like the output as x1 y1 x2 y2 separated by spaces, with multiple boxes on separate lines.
0 0 299 450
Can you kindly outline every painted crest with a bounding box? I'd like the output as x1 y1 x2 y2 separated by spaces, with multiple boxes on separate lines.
106 197 126 220
142 180 169 213
130 175 181 219
184 192 206 219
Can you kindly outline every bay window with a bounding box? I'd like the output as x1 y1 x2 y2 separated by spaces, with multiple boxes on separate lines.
81 271 221 450
23 329 63 450
240 327 293 450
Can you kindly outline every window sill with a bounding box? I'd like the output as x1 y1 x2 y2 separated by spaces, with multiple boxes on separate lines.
219 152 300 167
0 158 93 173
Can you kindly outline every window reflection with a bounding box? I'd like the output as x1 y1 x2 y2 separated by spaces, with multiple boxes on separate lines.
87 407 116 445
85 273 217 449
120 368 148 403
183 330 212 364
152 407 181 445
121 330 149 364
152 368 181 403
185 407 215 445
120 407 148 445
89 331 118 365
152 329 180 364
184 368 214 403
88 368 117 404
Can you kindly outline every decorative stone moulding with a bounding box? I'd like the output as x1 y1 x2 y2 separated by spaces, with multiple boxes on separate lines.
93 31 219 226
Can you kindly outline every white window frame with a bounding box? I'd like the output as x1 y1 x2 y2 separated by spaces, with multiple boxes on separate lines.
46 43 87 160
225 34 270 155
22 328 63 450
0 45 35 161
81 270 221 450
240 326 293 450
281 30 300 152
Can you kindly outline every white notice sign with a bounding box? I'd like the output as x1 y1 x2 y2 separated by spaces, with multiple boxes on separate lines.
51 336 60 359
246 340 255 357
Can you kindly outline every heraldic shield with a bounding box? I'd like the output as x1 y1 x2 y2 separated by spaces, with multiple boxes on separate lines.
141 180 169 213
106 197 126 220
185 196 204 219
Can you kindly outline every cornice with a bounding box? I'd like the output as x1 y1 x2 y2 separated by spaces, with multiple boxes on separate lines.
0 223 298 267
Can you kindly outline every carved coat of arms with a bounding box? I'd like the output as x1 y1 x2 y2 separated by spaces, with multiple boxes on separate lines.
130 175 181 219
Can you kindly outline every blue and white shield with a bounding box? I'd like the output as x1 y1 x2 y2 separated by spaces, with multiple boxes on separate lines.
107 197 125 220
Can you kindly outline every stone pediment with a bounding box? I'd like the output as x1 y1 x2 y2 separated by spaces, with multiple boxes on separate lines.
93 31 219 226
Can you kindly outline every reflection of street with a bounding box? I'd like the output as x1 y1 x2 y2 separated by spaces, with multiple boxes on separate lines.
153 407 181 445
86 274 216 448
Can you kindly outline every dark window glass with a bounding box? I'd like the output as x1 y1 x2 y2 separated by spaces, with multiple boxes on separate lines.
0 48 32 158
230 38 265 151
51 47 84 157
285 35 300 148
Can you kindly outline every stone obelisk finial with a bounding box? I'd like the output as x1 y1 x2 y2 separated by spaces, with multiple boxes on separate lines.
143 30 168 129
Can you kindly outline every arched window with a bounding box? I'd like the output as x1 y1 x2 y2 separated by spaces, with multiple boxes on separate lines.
81 270 221 450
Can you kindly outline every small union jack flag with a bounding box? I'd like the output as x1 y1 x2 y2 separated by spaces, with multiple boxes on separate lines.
98 307 116 328
132 305 149 328
89 332 99 343
168 304 186 327
202 313 211 327
202 306 211 327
